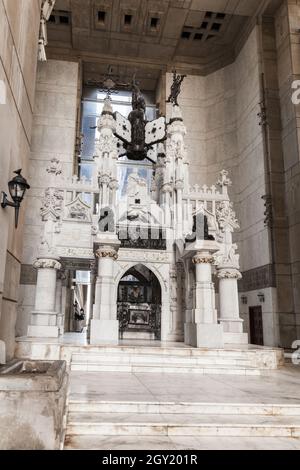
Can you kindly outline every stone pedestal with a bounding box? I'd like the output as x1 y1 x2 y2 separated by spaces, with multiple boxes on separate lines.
184 243 224 348
90 238 120 345
185 323 224 349
90 319 119 344
217 267 248 344
27 258 61 338
0 360 68 449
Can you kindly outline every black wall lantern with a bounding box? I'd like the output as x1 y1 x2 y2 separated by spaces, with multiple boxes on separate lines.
1 169 30 228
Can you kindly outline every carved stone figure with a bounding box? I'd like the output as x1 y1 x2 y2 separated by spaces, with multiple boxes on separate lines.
166 70 186 106
126 80 147 160
114 77 166 162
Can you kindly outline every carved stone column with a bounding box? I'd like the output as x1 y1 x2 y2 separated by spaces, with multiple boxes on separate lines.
162 184 172 227
90 242 120 344
217 267 248 344
175 180 184 239
56 270 67 336
184 249 224 348
100 174 110 206
28 257 61 338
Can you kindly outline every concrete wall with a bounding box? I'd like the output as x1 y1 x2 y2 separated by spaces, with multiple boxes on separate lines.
16 59 79 337
166 25 284 346
275 0 300 345
169 5 300 348
170 27 269 273
0 0 41 361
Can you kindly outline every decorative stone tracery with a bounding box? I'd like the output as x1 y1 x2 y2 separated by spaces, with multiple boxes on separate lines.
41 188 63 222
192 255 214 265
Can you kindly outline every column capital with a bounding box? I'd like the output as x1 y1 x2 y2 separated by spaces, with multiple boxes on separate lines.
192 254 214 265
99 174 111 185
95 247 118 260
33 258 61 270
217 268 242 280
162 183 173 194
175 180 184 191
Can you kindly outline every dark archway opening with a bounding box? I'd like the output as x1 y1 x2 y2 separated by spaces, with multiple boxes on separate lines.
117 264 161 340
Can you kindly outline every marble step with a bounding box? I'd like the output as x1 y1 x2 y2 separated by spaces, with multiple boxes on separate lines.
71 352 254 366
64 434 300 450
68 400 300 416
66 412 300 437
69 346 276 359
70 362 261 375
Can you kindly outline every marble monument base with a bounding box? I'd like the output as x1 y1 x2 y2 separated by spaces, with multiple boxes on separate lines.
224 332 249 344
27 325 59 338
90 319 119 345
220 318 248 344
221 318 244 334
185 323 224 349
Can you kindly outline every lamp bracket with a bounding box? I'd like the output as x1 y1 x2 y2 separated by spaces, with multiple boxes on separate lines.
1 192 17 209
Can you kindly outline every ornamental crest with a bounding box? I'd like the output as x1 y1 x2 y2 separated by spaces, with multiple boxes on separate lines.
41 188 63 222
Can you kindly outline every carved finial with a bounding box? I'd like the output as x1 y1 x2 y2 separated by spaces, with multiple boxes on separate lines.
216 201 240 232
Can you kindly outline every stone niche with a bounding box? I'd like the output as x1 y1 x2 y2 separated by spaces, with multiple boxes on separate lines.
0 360 68 450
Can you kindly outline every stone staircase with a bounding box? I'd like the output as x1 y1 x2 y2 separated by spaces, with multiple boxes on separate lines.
69 345 283 376
64 399 300 449
63 345 293 450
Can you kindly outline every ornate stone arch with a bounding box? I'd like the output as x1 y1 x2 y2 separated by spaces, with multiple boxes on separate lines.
114 260 171 341
114 261 167 300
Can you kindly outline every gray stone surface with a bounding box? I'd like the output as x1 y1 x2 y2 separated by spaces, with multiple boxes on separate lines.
0 360 68 449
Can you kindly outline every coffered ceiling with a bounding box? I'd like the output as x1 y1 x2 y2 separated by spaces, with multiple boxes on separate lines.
46 0 280 88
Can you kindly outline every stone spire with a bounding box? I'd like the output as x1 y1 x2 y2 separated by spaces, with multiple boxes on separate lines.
93 97 119 207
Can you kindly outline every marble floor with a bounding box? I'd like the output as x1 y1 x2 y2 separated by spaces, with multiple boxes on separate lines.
69 367 300 404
